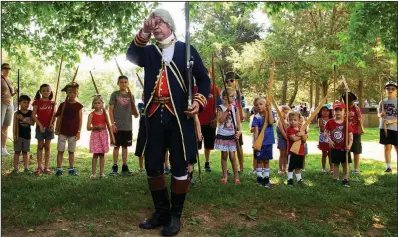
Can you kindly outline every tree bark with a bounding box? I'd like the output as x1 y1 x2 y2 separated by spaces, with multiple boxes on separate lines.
288 75 299 106
359 79 364 108
322 80 328 100
281 75 288 105
314 78 320 107
309 77 313 108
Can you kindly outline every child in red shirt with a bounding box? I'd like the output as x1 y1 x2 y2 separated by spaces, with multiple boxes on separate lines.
286 111 307 185
87 95 111 179
324 102 353 187
32 84 55 175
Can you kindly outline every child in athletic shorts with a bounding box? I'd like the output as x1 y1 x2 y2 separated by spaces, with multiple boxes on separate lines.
109 75 138 176
54 82 83 176
286 111 307 185
11 95 35 175
324 102 353 187
378 81 398 172
252 97 275 188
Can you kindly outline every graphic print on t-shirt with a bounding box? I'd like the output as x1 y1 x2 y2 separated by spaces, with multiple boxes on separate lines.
224 115 234 131
117 97 130 110
332 125 344 143
385 103 397 117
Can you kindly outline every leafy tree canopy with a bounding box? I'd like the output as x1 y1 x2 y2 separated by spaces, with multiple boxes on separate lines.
1 2 157 67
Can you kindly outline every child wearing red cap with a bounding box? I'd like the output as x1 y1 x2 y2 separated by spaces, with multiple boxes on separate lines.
324 102 353 187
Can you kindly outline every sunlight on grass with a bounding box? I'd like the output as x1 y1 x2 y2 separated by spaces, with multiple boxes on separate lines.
364 176 378 185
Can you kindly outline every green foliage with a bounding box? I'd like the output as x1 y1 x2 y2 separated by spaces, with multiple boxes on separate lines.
1 2 157 67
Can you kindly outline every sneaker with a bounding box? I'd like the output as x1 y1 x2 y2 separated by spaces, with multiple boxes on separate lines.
23 168 33 176
277 170 285 175
9 169 19 176
263 177 271 188
121 164 133 176
256 176 263 185
297 179 304 185
2 148 10 156
342 179 350 187
43 168 52 175
188 172 194 185
384 168 392 173
34 168 43 176
204 162 211 172
321 169 327 173
68 168 78 176
352 169 360 174
164 167 170 175
55 169 63 176
329 169 334 174
109 164 119 176
100 173 106 179
287 179 293 185
90 174 97 179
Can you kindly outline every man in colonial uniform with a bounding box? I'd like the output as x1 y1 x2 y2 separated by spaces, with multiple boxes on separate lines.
126 9 209 236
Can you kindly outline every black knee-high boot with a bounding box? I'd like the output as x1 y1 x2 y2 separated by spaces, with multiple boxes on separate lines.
161 176 190 236
139 175 170 229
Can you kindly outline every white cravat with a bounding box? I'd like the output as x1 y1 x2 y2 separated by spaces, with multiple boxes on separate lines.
158 34 176 65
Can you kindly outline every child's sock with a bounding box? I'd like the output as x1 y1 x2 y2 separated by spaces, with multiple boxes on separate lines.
263 168 270 178
256 168 262 177
295 173 302 181
386 163 391 169
287 172 293 180
56 167 62 170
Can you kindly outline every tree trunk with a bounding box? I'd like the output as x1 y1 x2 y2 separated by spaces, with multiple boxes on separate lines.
288 75 299 106
321 80 328 100
358 79 364 108
281 76 288 105
314 78 320 106
309 77 313 108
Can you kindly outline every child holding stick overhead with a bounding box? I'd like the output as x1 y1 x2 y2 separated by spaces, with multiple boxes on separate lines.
214 87 242 184
252 96 275 188
324 102 353 187
32 84 55 175
378 81 397 173
11 95 35 175
276 105 290 175
87 95 110 179
54 82 83 176
286 111 307 185
317 104 333 173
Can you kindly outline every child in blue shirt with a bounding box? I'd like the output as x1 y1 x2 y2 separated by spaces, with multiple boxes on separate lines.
252 97 275 188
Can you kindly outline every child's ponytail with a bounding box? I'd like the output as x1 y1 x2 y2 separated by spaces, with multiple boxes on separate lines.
35 90 41 100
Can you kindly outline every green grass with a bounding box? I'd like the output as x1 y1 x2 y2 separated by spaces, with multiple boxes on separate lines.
1 141 397 237
242 121 380 142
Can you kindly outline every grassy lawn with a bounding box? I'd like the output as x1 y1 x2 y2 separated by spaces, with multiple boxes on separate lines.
242 121 380 142
1 141 397 237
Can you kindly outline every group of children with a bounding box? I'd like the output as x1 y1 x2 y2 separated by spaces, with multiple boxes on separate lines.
10 75 139 179
8 73 397 187
213 80 397 188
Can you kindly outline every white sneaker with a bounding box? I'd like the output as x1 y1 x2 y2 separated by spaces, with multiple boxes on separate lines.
2 148 10 156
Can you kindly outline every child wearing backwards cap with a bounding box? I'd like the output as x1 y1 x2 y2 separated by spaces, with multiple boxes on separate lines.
53 82 83 176
378 81 398 173
324 102 353 187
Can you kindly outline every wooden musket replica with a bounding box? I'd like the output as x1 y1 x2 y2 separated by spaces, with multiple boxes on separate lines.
49 56 63 129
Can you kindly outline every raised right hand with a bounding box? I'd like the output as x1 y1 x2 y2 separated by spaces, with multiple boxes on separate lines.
143 13 156 34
